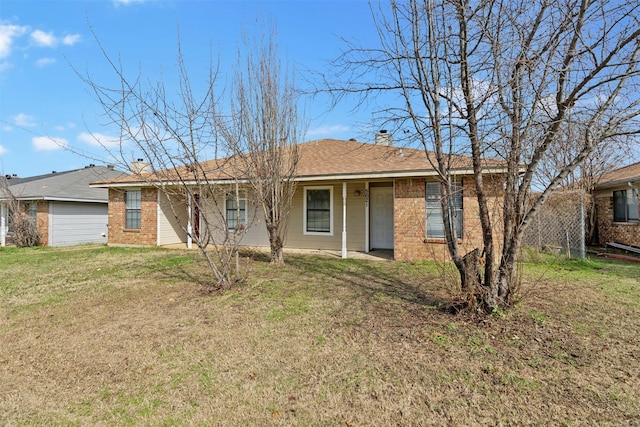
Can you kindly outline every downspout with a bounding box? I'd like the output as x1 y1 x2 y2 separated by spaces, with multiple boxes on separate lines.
342 182 347 259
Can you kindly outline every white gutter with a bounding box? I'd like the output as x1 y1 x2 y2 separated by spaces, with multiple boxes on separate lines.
594 178 640 190
0 196 107 203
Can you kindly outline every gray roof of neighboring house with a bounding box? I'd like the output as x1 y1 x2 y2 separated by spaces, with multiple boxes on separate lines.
2 165 127 203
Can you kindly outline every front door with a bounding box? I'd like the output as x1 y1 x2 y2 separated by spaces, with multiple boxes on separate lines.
370 185 394 249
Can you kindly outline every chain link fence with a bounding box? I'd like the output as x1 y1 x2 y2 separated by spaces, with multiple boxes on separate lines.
522 189 587 260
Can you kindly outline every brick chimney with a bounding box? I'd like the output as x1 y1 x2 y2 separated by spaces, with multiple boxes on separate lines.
130 158 150 174
375 130 392 146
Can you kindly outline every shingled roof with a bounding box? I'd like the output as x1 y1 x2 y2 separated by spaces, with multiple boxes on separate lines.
92 139 508 187
2 165 127 202
595 161 640 189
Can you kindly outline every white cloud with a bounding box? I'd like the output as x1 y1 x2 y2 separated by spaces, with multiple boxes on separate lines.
0 145 7 155
78 131 121 148
33 136 67 151
62 34 81 46
31 29 56 47
12 113 36 127
114 0 145 5
35 57 56 67
0 22 28 59
306 124 350 138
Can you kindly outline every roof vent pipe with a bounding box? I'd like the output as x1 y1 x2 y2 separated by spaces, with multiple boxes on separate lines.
375 130 392 146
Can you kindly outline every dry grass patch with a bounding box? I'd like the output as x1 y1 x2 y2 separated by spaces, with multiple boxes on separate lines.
0 246 638 426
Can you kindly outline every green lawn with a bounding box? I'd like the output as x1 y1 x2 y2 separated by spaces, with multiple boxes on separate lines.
0 245 638 426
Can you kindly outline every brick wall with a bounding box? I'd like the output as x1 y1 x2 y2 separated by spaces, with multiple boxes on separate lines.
394 177 504 262
595 191 640 246
35 201 49 246
107 187 158 246
16 201 49 246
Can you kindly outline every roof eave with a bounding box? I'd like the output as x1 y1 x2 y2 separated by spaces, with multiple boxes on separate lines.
595 176 640 190
91 166 511 188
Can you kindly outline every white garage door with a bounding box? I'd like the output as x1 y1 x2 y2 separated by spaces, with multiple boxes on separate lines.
49 202 109 247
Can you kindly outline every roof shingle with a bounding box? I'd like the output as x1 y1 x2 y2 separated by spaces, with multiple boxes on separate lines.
92 139 507 186
596 161 640 189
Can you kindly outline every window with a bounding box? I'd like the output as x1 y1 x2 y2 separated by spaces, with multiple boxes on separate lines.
27 202 37 226
304 186 333 235
226 191 247 230
613 189 639 223
426 180 463 239
125 189 141 229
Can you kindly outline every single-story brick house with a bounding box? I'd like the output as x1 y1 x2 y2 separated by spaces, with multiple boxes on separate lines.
0 165 126 247
91 137 508 261
594 161 640 247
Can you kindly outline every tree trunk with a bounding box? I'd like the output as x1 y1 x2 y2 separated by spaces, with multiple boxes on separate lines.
267 224 284 265
461 248 482 294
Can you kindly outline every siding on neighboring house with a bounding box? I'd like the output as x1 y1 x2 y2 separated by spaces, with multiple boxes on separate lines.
107 187 158 246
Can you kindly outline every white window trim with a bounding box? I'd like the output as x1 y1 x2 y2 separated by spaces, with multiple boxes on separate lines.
303 185 334 236
225 190 248 231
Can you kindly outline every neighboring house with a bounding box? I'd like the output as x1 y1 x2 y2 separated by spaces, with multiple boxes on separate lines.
594 161 640 247
0 165 127 247
92 136 509 261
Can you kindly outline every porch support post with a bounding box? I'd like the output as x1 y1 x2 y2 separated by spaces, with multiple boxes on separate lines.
342 182 347 259
0 204 6 247
364 182 369 253
156 190 161 246
187 193 193 249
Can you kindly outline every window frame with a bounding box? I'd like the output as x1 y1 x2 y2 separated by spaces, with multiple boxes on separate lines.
613 188 639 223
225 190 247 231
303 186 334 236
124 189 142 229
27 202 38 227
425 180 463 240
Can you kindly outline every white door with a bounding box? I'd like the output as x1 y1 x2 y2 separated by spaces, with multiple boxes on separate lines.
370 186 394 249
49 202 108 246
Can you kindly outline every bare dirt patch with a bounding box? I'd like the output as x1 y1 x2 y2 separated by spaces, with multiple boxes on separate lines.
0 246 638 425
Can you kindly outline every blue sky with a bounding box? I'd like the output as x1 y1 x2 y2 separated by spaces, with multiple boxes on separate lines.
0 0 382 177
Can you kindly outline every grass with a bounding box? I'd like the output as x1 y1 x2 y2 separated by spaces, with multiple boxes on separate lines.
0 245 639 425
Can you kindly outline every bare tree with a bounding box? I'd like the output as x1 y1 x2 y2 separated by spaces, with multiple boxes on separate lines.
535 126 635 243
218 27 304 265
326 0 640 312
0 177 41 247
79 32 253 288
